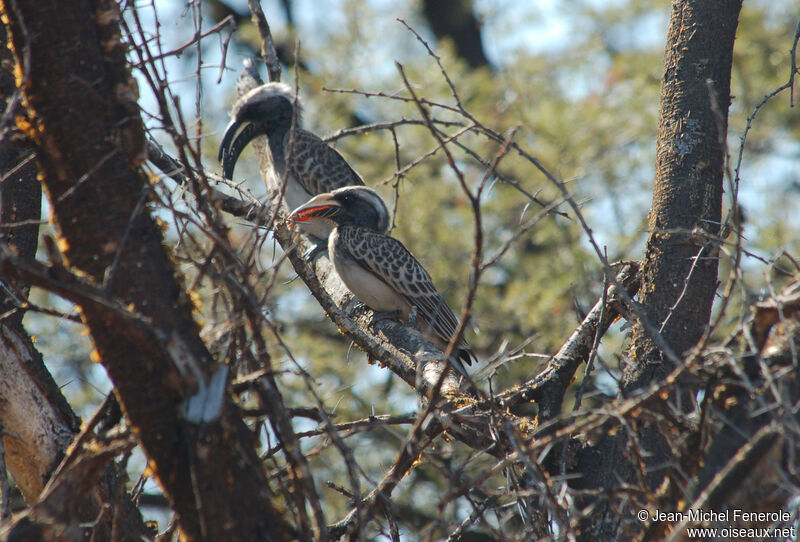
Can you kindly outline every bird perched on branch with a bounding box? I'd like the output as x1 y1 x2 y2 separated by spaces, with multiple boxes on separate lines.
289 186 475 376
218 82 371 239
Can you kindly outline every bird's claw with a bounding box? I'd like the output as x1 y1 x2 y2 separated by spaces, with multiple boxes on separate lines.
302 241 328 261
344 298 366 317
406 306 418 327
369 309 402 326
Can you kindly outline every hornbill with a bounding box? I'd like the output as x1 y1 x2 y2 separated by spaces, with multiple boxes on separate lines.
218 82 373 239
289 186 476 376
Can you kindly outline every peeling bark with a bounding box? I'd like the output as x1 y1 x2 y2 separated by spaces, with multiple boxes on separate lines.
0 330 74 501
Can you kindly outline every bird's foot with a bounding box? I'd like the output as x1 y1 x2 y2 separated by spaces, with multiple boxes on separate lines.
345 298 368 317
406 306 418 327
302 240 328 262
370 309 402 326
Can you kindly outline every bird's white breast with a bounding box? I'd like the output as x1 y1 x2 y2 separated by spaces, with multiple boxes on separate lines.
329 229 411 315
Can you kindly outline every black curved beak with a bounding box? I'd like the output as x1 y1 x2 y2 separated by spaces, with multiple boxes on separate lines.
218 119 262 180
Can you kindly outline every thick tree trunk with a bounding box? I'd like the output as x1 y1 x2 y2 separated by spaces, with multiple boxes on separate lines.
0 77 74 507
0 20 152 540
0 7 81 502
574 2 742 540
623 0 741 488
627 0 740 391
0 0 293 540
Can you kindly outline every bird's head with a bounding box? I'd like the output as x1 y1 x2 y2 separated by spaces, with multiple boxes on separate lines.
288 186 390 234
218 83 302 180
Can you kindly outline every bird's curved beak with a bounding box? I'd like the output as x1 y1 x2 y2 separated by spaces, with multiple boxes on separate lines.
218 119 261 180
288 193 342 223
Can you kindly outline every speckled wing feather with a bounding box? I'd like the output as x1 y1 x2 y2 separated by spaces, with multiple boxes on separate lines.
288 130 364 195
338 226 469 357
